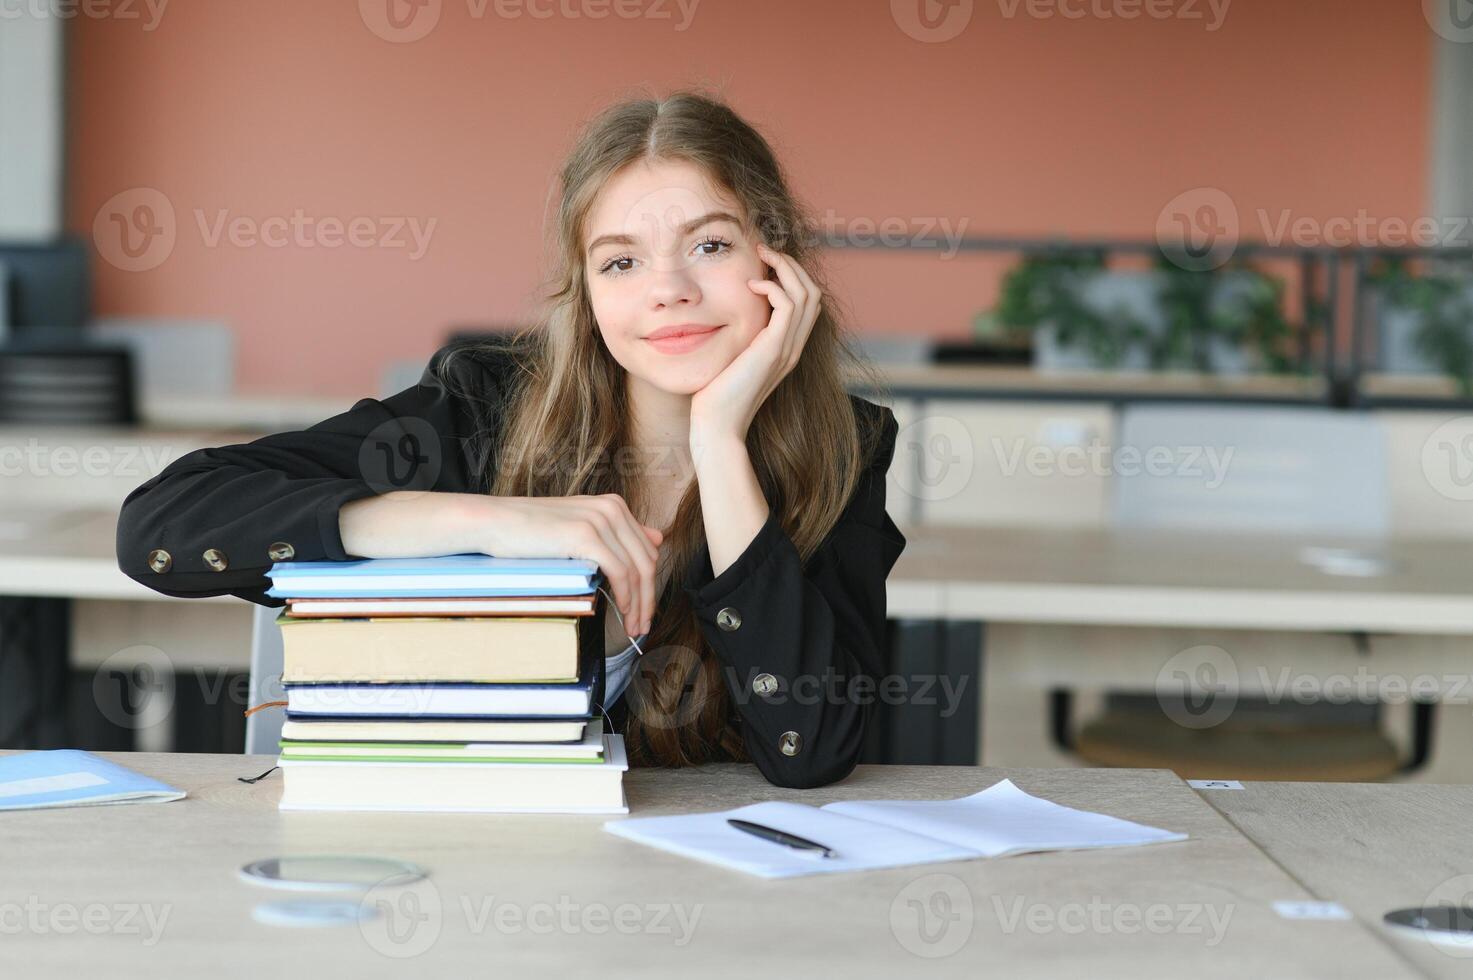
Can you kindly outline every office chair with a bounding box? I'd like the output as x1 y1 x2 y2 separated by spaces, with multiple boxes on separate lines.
244 604 285 756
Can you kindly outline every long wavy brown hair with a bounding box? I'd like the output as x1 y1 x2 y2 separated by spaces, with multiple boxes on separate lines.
437 88 888 768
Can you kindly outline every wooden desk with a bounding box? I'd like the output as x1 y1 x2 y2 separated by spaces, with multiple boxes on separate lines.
0 753 1418 978
1201 781 1473 980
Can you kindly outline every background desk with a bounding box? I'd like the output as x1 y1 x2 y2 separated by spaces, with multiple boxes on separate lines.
0 752 1418 979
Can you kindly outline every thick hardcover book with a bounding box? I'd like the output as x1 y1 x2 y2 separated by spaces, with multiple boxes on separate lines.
282 597 608 719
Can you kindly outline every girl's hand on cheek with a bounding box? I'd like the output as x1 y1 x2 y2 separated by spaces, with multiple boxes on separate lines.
688 242 821 449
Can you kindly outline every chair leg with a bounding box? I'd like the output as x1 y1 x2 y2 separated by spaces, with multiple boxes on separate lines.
1049 688 1075 752
1397 701 1437 775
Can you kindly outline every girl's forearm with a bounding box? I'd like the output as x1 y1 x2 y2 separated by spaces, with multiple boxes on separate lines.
694 438 770 577
338 490 494 558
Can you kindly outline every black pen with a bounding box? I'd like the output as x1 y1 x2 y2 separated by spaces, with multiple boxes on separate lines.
727 818 837 858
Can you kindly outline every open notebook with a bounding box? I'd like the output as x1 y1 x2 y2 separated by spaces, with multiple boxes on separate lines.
603 778 1188 878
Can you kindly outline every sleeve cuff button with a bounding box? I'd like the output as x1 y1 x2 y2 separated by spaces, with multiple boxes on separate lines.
203 548 229 571
267 541 295 561
146 549 171 573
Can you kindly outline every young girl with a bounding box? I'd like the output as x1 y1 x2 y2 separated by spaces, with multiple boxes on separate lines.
116 90 907 789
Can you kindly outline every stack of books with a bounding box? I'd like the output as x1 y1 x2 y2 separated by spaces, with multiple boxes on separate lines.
263 554 627 813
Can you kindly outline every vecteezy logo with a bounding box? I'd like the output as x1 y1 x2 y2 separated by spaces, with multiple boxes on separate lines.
892 416 974 503
1156 187 1239 271
359 0 442 42
891 0 974 42
359 417 443 495
92 645 176 731
1424 0 1473 43
93 188 177 272
1156 645 1238 731
890 873 973 957
625 644 713 731
1418 874 1473 958
358 875 441 958
1422 417 1473 502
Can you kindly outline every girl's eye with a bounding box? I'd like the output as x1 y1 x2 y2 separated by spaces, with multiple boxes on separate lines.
596 236 734 277
693 235 733 256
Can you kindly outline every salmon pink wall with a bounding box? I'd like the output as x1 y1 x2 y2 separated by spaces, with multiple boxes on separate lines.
68 0 1432 395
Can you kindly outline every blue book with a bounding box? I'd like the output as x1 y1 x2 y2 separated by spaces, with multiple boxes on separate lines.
0 749 186 810
266 553 601 598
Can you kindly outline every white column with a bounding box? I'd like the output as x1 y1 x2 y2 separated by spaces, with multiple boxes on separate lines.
0 8 65 241
1430 34 1473 237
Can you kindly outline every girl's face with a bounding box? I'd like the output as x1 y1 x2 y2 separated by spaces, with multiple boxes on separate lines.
583 159 772 395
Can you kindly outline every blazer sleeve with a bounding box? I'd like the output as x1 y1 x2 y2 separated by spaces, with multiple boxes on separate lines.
114 343 505 607
681 401 908 789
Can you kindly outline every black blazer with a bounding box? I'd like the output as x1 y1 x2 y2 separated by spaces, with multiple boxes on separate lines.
115 342 908 789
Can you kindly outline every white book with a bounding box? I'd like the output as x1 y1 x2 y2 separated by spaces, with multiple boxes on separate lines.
284 681 592 718
279 735 628 814
603 778 1188 878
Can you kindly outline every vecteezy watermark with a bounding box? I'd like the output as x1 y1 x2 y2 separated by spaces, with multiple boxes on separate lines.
357 0 701 43
890 0 974 42
1155 645 1238 730
1257 210 1473 250
809 210 972 259
1158 185 1473 270
1156 187 1240 272
992 437 1235 488
1416 874 1473 958
359 416 445 496
0 897 172 946
994 0 1230 30
0 0 168 29
92 645 177 735
891 0 1229 43
890 873 974 958
993 896 1234 945
1424 0 1473 45
90 646 274 731
357 875 703 958
1422 417 1473 503
891 416 976 503
726 668 972 719
92 188 437 272
1257 666 1472 706
0 439 180 479
1153 643 1473 733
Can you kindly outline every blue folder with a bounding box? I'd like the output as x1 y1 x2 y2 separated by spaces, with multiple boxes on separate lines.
0 749 186 810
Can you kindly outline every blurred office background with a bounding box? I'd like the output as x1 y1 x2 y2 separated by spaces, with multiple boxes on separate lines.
3 1 1472 782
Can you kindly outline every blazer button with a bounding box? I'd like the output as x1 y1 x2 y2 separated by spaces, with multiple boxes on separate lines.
146 549 172 573
752 672 778 696
203 548 229 571
778 731 802 756
716 607 742 632
267 541 295 561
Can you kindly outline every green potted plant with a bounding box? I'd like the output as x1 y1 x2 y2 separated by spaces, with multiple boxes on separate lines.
1366 257 1473 397
978 250 1302 375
